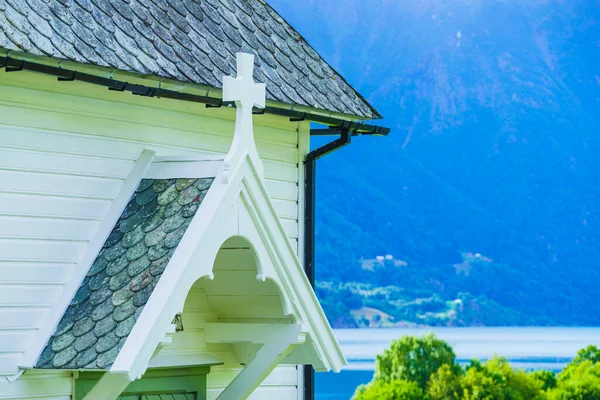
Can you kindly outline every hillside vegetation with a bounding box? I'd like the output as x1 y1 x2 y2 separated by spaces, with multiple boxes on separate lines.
270 0 600 327
316 253 547 328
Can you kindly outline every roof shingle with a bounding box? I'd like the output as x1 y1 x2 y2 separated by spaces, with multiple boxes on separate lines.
0 0 380 119
36 177 214 370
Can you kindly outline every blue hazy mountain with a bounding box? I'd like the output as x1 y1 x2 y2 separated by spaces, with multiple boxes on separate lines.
270 0 600 326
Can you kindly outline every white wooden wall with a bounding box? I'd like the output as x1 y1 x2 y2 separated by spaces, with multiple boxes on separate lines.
0 371 72 400
0 71 309 399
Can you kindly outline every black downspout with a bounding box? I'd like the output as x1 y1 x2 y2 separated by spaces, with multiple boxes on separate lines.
303 127 352 400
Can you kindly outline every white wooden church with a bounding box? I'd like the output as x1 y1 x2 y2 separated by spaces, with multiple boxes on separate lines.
0 0 386 399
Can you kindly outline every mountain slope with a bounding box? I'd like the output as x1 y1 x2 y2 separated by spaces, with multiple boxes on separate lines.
270 0 600 326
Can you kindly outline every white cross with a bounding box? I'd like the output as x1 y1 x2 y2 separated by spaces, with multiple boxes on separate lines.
222 52 266 182
223 52 266 112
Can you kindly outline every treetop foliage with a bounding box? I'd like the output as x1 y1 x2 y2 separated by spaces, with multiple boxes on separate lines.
353 334 600 400
374 333 456 389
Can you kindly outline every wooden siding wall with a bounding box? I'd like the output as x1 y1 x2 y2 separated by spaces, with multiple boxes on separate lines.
0 371 72 400
0 72 305 399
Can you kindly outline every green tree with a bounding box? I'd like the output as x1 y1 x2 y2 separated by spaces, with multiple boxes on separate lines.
571 345 600 366
353 335 600 400
374 333 456 390
353 379 425 400
531 370 557 391
428 364 463 400
548 353 600 400
461 356 545 400
549 360 600 400
508 369 546 400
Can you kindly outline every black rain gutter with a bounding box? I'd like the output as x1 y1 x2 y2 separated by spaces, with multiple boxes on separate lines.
0 55 390 136
304 126 352 288
303 121 391 400
303 126 353 400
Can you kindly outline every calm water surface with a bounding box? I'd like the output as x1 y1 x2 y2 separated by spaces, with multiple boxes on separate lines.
316 327 600 400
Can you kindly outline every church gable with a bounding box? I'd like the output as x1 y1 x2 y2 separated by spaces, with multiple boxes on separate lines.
0 0 389 390
105 53 345 384
0 0 380 119
18 53 345 385
36 177 214 371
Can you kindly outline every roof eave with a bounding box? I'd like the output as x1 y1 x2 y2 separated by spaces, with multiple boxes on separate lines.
0 49 380 124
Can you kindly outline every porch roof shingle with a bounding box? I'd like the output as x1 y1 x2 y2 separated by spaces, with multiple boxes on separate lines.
36 177 214 370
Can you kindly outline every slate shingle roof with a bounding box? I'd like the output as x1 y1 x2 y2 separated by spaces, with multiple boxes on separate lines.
0 0 380 119
36 177 214 370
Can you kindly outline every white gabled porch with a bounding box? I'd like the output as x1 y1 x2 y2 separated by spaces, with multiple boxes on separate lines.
158 235 307 400
76 53 345 400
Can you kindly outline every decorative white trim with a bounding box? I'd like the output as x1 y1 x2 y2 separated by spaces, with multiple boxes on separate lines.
146 158 223 179
232 161 345 372
216 324 303 400
221 52 266 183
204 323 300 344
19 149 156 369
148 353 224 369
4 369 24 383
153 155 225 163
158 324 176 347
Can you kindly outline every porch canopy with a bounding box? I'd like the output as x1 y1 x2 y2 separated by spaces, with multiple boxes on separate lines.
30 53 345 400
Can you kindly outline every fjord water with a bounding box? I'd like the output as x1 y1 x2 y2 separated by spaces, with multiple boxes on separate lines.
316 327 600 400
